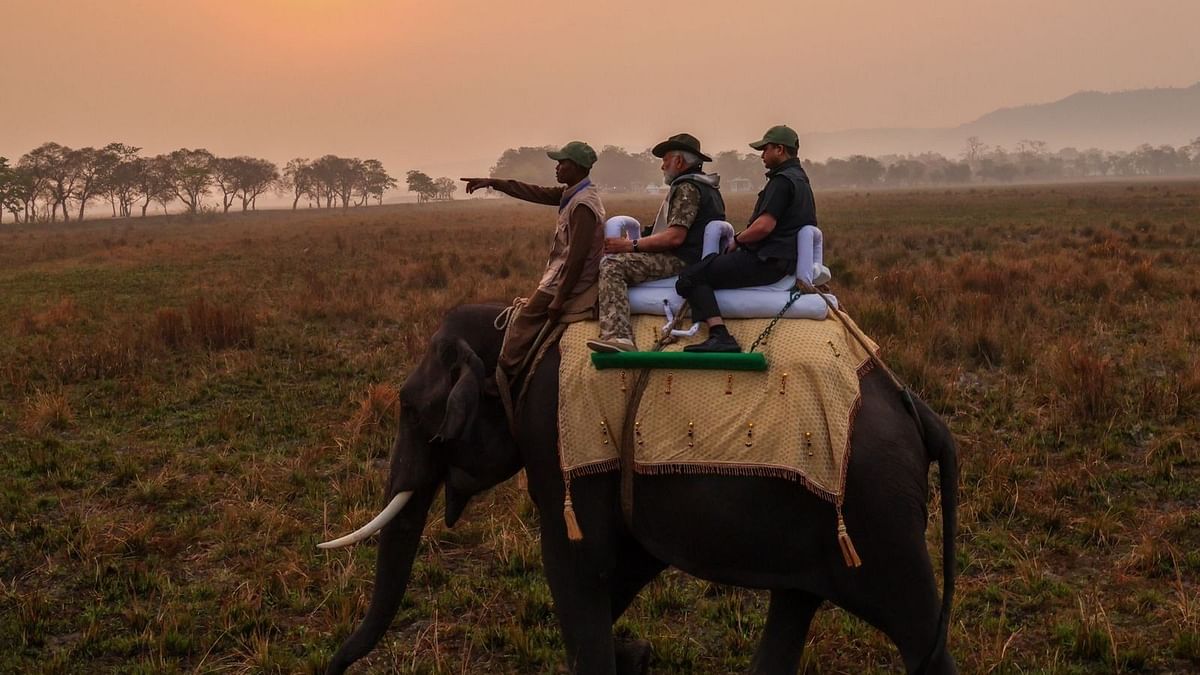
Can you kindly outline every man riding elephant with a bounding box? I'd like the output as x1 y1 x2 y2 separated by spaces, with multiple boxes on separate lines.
676 125 818 353
318 303 959 674
587 133 726 353
461 141 606 399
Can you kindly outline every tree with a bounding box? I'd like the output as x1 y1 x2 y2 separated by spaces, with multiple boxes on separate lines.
23 143 76 221
0 157 17 224
712 150 763 187
234 157 279 211
100 143 143 218
962 136 987 163
845 155 885 187
884 159 926 186
133 155 175 217
282 158 315 210
357 159 395 206
168 148 215 213
69 146 121 221
406 170 437 203
310 155 349 208
211 157 242 213
591 146 658 191
489 146 557 185
433 177 457 201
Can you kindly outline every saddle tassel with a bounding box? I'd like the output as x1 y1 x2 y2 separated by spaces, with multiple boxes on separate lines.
836 507 862 568
563 479 583 542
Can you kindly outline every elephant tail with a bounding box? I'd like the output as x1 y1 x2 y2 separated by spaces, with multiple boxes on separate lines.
914 395 958 674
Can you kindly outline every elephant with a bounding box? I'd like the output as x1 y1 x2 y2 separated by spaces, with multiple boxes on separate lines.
319 303 959 674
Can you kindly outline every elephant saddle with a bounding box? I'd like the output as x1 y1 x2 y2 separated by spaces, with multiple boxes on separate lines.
556 314 878 504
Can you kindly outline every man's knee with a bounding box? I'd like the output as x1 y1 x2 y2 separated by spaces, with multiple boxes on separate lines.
675 273 696 296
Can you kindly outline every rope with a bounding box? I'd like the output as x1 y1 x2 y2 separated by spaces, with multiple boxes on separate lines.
493 297 528 331
796 278 927 443
613 300 691 528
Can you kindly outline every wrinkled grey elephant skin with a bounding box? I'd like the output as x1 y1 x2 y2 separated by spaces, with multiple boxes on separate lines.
323 304 959 675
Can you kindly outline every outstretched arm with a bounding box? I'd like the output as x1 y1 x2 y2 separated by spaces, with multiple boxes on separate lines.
461 178 562 206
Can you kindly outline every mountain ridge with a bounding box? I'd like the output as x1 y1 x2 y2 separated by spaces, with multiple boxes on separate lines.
799 81 1200 160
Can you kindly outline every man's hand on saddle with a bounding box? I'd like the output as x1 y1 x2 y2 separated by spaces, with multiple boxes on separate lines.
460 177 493 194
604 237 635 254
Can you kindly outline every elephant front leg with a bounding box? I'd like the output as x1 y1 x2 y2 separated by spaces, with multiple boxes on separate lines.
540 534 619 674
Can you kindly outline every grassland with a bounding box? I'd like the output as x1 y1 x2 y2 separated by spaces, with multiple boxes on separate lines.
2 182 1198 673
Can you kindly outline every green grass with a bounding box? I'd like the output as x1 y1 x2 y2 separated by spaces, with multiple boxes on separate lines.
1 182 1199 672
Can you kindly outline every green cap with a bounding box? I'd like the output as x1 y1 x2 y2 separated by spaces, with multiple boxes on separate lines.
547 141 598 169
749 125 800 151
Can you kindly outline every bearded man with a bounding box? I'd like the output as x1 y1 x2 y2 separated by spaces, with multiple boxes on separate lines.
586 133 725 353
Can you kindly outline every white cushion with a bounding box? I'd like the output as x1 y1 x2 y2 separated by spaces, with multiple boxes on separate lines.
628 281 837 319
604 217 837 319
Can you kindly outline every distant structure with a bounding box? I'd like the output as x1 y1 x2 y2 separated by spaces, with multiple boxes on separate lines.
729 177 754 192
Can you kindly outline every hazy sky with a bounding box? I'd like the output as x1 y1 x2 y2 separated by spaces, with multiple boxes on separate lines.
3 0 1199 182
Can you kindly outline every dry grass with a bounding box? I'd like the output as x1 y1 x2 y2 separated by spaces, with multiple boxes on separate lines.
1 181 1198 673
19 388 74 434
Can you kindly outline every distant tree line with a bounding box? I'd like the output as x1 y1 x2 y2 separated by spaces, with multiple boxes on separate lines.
404 170 458 203
480 137 1200 193
0 142 397 223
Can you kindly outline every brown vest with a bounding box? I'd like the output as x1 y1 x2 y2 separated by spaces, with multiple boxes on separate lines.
537 181 606 295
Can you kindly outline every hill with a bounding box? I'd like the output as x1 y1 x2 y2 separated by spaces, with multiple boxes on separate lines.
801 81 1200 159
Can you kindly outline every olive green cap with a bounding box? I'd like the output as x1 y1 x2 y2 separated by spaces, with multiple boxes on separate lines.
651 133 713 163
547 141 598 169
749 125 800 151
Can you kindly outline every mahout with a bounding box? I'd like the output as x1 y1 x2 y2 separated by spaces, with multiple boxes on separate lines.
319 304 958 674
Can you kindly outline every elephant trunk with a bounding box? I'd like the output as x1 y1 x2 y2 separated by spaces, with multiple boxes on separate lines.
325 485 438 675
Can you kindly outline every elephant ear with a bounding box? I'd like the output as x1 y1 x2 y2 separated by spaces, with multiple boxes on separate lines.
432 338 485 444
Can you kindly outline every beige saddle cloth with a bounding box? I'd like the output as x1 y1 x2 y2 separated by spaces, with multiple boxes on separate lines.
557 313 878 503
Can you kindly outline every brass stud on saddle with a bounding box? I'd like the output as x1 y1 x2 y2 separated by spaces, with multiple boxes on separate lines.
664 373 673 396
827 340 841 357
745 423 754 447
725 373 733 395
620 370 627 393
687 421 695 448
600 420 609 445
635 420 644 448
780 372 789 395
805 431 814 457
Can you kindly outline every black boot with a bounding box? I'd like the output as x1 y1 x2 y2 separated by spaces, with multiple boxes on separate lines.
684 326 741 353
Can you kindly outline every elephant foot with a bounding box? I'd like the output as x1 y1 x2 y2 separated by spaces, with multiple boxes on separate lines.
615 638 651 675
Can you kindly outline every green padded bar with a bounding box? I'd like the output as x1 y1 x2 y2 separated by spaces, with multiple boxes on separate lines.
590 351 768 371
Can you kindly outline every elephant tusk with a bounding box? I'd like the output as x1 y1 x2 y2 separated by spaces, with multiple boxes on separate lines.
317 491 414 549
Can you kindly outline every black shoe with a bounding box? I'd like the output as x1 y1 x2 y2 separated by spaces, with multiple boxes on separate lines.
683 333 742 353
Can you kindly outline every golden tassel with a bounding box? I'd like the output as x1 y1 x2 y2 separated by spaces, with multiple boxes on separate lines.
563 480 583 542
836 507 862 568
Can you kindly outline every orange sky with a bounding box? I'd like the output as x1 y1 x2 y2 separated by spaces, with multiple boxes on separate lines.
3 0 1199 185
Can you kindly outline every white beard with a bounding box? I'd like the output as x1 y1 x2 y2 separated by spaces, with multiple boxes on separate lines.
662 170 677 185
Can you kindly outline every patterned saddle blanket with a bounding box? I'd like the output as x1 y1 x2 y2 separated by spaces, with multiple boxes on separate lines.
557 313 879 502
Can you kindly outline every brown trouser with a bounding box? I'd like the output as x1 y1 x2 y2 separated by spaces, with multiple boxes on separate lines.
497 290 556 383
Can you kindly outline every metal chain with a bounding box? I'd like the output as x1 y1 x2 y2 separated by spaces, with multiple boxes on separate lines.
748 286 804 352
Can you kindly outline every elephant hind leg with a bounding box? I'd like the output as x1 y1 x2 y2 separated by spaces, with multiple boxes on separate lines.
749 589 822 675
835 560 957 675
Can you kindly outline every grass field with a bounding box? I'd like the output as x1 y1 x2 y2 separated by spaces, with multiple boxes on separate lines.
2 181 1199 673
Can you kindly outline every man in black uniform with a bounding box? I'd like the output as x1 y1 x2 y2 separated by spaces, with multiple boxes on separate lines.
676 125 818 352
